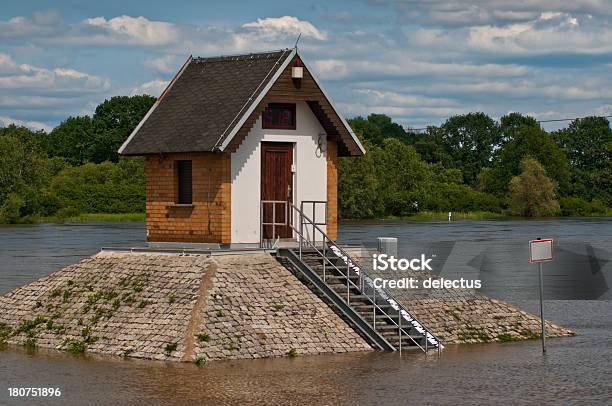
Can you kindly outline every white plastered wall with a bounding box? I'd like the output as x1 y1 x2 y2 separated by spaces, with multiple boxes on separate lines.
230 101 328 244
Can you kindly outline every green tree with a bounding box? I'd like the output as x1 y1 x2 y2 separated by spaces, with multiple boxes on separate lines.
508 157 560 217
409 127 453 165
437 113 501 186
347 114 406 146
338 140 381 219
0 125 51 221
555 116 611 171
590 142 612 206
47 116 95 165
375 138 433 216
49 158 145 214
499 112 539 145
554 117 612 203
0 124 47 152
91 95 156 163
339 138 434 219
486 125 570 195
338 136 504 218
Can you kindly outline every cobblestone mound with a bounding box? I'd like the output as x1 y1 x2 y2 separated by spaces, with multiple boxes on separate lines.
0 252 371 362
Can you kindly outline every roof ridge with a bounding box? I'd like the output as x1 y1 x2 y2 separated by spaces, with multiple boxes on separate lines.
194 49 291 63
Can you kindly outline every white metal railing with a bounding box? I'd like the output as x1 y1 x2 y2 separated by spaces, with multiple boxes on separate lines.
259 200 328 245
262 200 442 354
298 200 327 246
260 200 288 248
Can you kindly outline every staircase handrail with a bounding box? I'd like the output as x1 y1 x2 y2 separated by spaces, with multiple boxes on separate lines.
287 202 442 352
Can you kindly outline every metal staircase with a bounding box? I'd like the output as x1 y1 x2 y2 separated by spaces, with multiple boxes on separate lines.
263 200 442 354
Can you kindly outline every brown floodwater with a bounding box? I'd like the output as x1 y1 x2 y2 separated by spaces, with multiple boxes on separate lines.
0 219 611 405
1 299 611 406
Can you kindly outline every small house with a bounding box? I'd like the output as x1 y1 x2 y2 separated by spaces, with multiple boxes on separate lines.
119 49 364 247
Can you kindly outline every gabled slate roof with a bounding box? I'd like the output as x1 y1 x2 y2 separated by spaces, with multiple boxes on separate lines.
119 49 365 156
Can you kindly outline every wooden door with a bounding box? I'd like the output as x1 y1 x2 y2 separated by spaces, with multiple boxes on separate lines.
261 142 293 239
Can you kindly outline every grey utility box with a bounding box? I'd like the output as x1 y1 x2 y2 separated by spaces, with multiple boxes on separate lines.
377 237 398 258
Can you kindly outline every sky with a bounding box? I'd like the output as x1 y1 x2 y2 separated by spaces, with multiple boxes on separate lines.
1 0 612 132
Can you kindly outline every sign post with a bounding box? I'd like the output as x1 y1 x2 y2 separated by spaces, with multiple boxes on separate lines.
537 260 545 352
529 238 554 354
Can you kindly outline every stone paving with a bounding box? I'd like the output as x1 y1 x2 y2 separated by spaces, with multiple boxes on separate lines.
0 248 574 362
193 254 371 361
0 251 371 362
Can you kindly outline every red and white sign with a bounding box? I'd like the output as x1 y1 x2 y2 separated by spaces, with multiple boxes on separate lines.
529 239 554 263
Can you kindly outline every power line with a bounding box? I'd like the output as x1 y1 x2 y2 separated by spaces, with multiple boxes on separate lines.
537 114 612 124
405 114 612 132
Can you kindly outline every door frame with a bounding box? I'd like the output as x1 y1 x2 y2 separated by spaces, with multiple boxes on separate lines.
260 141 295 239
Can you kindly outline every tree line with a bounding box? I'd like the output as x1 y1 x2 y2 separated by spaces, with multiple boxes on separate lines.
0 95 610 223
340 113 611 218
0 96 154 223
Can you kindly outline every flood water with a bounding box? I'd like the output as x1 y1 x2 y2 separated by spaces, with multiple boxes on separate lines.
0 218 611 405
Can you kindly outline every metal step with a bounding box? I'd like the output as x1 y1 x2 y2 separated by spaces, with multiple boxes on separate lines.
374 324 407 331
269 202 442 355
304 253 441 352
333 294 372 301
357 314 394 321
312 274 360 281
276 248 396 352
351 304 394 310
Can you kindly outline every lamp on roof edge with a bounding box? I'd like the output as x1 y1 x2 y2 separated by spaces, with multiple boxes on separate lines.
292 57 303 79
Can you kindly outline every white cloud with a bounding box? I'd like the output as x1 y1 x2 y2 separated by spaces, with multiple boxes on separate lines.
338 100 474 120
313 58 527 80
80 15 180 46
0 10 61 38
524 110 563 120
313 59 348 79
0 53 19 74
179 16 328 55
0 13 326 54
0 95 72 108
144 55 177 73
594 104 612 116
0 115 52 132
0 64 109 92
399 79 612 101
241 16 327 40
404 11 612 56
130 79 168 97
1 8 611 131
355 89 458 107
0 13 181 47
466 12 612 54
0 53 110 93
393 1 612 27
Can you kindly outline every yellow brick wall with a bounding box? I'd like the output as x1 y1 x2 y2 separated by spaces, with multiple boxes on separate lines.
145 152 231 244
326 139 338 240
